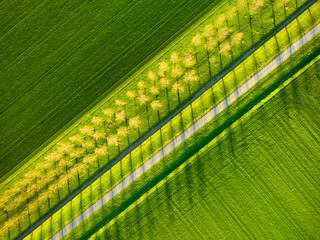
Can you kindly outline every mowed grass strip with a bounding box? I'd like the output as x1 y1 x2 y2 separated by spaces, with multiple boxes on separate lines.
90 57 320 240
0 0 217 177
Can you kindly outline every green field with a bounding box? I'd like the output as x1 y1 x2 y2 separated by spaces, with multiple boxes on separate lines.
1 0 319 239
0 0 218 177
2 0 319 238
22 11 320 240
90 56 320 240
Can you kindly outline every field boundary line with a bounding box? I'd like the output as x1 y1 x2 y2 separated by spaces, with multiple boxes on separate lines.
83 42 320 240
15 1 317 239
0 0 225 186
48 19 320 240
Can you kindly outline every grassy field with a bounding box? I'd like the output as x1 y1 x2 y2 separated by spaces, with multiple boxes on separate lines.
1 0 313 181
2 1 319 238
0 0 218 177
2 0 314 191
90 53 320 240
21 10 320 240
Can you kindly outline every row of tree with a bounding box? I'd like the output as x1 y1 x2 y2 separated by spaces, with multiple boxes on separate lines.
1 0 296 237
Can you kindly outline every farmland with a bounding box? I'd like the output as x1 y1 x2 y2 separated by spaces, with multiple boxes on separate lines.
0 0 218 178
1 0 319 239
90 54 320 240
17 5 320 239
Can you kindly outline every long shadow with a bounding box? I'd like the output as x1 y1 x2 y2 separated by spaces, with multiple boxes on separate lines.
80 47 320 240
16 2 319 239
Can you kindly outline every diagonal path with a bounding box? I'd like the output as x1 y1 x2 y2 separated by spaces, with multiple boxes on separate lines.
49 20 320 240
17 1 317 239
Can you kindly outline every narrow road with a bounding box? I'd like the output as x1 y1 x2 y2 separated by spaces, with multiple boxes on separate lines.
18 1 317 239
49 19 320 240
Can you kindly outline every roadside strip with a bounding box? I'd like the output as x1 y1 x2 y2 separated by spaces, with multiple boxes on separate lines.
49 19 320 240
18 1 318 239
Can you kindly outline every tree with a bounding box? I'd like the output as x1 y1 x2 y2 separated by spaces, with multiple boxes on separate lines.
191 33 202 77
115 99 127 128
216 13 226 26
69 134 84 145
219 42 232 57
94 145 108 157
147 71 157 83
138 92 150 128
115 99 126 108
103 108 114 120
218 27 232 42
69 148 85 163
80 139 95 153
0 215 15 239
115 110 126 124
126 90 138 115
160 77 171 110
183 50 200 90
250 0 264 15
94 145 109 169
107 134 120 153
79 125 94 136
231 32 244 46
172 82 185 105
149 85 160 97
170 52 180 64
83 154 98 166
91 116 104 126
92 131 106 148
227 6 237 21
158 60 169 78
58 158 69 173
137 81 145 90
183 51 196 69
24 170 41 186
276 0 291 18
56 174 69 195
129 116 141 137
48 184 60 202
203 24 215 77
45 151 62 164
183 69 199 96
150 100 163 121
69 163 86 185
250 0 265 35
57 142 74 154
117 126 130 145
171 64 183 79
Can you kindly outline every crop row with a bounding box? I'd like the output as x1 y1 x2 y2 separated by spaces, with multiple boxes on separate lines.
0 0 313 238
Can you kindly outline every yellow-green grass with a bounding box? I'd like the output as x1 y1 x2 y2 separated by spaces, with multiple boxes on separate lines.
1 0 318 237
21 10 320 240
0 0 220 178
88 47 320 240
2 0 314 197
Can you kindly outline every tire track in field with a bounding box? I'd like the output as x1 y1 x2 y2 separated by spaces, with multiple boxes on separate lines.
0 0 200 114
0 0 137 112
0 0 91 75
15 2 318 239
0 0 202 120
257 121 320 209
47 17 320 240
254 122 320 215
0 0 215 161
0 0 49 40
263 118 320 195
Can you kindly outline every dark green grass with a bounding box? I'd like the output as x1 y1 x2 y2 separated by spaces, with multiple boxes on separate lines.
0 0 218 178
90 59 320 239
